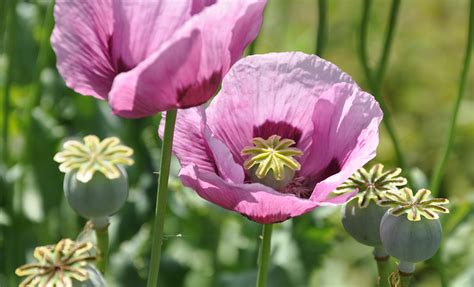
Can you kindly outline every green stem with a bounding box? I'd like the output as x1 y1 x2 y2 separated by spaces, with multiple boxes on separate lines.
256 224 273 287
430 0 474 197
398 273 412 287
315 0 327 56
146 110 178 287
31 0 55 107
397 261 414 287
94 225 110 274
359 0 410 182
359 0 374 85
248 39 257 56
2 0 17 164
3 0 17 285
373 247 390 287
429 2 473 286
374 0 401 90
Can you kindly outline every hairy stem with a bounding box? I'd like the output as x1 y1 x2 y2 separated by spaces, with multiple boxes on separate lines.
147 110 178 287
256 224 273 287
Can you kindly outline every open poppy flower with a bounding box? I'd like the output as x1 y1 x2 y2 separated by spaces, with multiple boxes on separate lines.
161 52 383 224
51 0 267 118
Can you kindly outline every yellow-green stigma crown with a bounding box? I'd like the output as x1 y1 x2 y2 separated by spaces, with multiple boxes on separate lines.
335 164 408 208
378 188 449 221
54 135 134 183
15 238 96 287
241 135 303 190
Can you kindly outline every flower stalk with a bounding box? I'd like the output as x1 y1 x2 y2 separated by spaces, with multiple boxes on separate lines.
358 0 409 180
373 247 390 287
430 0 474 197
396 261 415 287
147 109 178 287
3 0 18 284
92 218 110 274
315 0 327 56
398 273 412 287
256 224 273 287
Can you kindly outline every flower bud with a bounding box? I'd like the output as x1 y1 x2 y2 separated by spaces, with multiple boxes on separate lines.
342 199 388 247
64 166 128 220
380 212 441 263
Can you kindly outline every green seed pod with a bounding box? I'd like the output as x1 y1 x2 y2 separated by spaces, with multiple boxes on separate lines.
54 135 134 220
378 188 449 263
380 212 442 263
341 199 388 247
15 239 101 287
336 164 407 247
64 166 128 220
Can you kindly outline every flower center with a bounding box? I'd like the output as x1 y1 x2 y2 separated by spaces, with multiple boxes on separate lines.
241 135 303 190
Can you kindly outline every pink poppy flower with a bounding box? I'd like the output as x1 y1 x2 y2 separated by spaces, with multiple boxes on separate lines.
51 0 267 118
161 52 383 224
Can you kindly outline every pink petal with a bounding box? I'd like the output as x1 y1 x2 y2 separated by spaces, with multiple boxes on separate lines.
180 164 318 224
160 108 215 174
108 0 266 118
51 0 115 100
206 52 354 165
319 190 358 206
109 30 203 118
110 0 195 71
191 0 218 14
305 83 383 202
160 107 245 183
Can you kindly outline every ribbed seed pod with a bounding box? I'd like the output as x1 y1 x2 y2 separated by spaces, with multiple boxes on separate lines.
378 188 449 263
380 212 442 262
336 164 408 247
342 199 388 247
64 166 129 220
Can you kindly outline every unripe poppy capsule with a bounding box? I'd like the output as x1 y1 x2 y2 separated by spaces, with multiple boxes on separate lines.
54 135 134 221
378 188 449 263
64 166 129 220
336 164 408 247
380 212 442 263
342 200 388 247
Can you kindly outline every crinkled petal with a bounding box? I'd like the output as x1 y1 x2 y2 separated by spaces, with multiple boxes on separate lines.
206 52 354 166
180 164 318 223
108 0 266 118
160 108 215 173
305 83 383 202
51 0 115 100
191 0 217 14
110 0 194 70
160 107 244 183
109 30 203 117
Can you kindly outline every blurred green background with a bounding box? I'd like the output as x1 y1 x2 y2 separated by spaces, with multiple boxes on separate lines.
1 0 473 286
